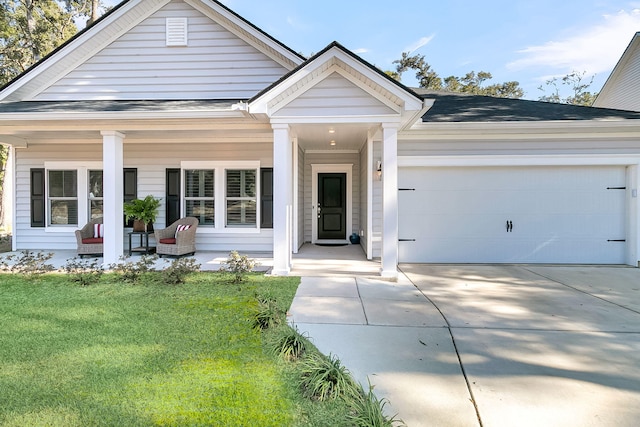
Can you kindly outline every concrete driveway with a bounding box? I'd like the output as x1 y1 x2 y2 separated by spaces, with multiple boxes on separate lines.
289 265 640 427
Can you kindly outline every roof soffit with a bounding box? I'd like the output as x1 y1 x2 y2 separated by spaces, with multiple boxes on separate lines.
250 46 424 117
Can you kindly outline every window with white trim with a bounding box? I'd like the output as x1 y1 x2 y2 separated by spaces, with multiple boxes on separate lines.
48 170 78 226
180 161 260 231
184 169 214 226
226 169 257 227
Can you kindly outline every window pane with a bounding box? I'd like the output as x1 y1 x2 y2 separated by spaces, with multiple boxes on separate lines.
50 200 78 225
90 200 103 221
185 200 214 225
185 170 214 198
226 200 256 226
49 170 77 197
89 170 103 198
227 170 256 197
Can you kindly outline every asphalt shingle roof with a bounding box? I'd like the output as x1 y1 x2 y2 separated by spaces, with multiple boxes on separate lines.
0 100 238 113
417 89 640 122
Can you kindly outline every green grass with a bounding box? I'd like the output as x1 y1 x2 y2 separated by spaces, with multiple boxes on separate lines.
0 271 354 426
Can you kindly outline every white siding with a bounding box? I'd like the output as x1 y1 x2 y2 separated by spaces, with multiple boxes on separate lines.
595 39 640 112
303 152 360 243
35 1 288 101
14 141 274 252
274 73 397 117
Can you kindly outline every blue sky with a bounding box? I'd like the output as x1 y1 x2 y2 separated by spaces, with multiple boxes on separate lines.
104 0 640 100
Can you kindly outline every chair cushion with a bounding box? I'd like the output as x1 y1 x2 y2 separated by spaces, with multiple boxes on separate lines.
175 224 191 238
93 224 104 238
159 238 177 244
82 237 103 244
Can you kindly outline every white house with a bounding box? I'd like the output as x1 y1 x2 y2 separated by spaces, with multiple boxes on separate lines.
2 0 640 277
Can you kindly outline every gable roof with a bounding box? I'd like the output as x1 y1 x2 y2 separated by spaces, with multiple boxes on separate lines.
593 32 640 111
419 89 640 123
0 0 305 102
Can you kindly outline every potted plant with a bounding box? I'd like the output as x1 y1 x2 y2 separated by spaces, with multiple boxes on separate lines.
123 195 161 232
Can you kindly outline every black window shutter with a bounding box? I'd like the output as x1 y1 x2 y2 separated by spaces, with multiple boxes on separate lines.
123 168 137 227
166 168 181 226
30 168 46 227
260 168 273 229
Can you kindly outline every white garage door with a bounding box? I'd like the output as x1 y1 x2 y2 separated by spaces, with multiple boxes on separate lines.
398 166 626 264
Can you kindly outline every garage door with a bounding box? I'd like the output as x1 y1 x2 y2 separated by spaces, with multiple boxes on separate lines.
398 166 626 264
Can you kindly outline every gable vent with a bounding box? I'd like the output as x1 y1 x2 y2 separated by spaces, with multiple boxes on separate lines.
166 18 188 46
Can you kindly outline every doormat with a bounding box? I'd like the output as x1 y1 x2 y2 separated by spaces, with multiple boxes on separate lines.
315 243 348 247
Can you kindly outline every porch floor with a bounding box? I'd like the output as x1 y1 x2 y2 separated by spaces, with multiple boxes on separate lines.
1 243 380 276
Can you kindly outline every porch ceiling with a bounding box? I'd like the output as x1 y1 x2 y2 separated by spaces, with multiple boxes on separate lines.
292 123 374 152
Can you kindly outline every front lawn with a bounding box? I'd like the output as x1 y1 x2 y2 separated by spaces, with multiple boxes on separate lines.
0 271 349 426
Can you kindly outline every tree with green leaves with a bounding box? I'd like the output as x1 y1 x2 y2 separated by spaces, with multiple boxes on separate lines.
391 52 524 99
538 70 598 106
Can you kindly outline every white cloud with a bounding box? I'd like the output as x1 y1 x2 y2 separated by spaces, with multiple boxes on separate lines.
507 9 640 74
353 48 369 54
404 34 436 54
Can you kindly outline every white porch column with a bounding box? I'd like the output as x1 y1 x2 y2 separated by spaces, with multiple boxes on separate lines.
381 123 399 279
101 131 125 266
272 124 293 275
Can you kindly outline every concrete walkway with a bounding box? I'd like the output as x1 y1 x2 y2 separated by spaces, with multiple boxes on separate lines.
288 265 640 427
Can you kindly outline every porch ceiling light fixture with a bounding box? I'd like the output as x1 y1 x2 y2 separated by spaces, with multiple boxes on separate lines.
330 140 337 146
328 128 336 134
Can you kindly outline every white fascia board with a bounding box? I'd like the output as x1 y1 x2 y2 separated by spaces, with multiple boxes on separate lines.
399 154 640 167
185 0 303 70
0 109 246 122
269 115 402 125
404 119 640 140
0 135 27 148
0 0 171 101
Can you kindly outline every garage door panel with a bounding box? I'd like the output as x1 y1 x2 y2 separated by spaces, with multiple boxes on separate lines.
399 166 626 264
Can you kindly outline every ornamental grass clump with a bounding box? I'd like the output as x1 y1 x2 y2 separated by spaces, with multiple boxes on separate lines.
298 352 360 402
349 379 405 427
270 325 309 361
253 295 285 330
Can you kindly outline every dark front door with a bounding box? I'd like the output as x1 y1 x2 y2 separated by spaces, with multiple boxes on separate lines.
318 173 346 240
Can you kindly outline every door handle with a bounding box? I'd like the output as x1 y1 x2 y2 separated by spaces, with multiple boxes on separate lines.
317 204 321 213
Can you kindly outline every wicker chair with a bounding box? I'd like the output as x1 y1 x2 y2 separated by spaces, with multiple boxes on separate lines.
75 218 104 258
154 217 198 257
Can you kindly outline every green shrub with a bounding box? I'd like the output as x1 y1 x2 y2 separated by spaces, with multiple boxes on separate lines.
298 353 360 402
219 250 258 283
0 250 54 279
253 295 285 330
63 257 104 286
161 256 201 285
349 379 405 427
108 254 157 283
270 325 309 361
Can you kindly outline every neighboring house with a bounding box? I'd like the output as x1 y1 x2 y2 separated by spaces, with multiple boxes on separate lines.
1 0 640 277
594 32 640 112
